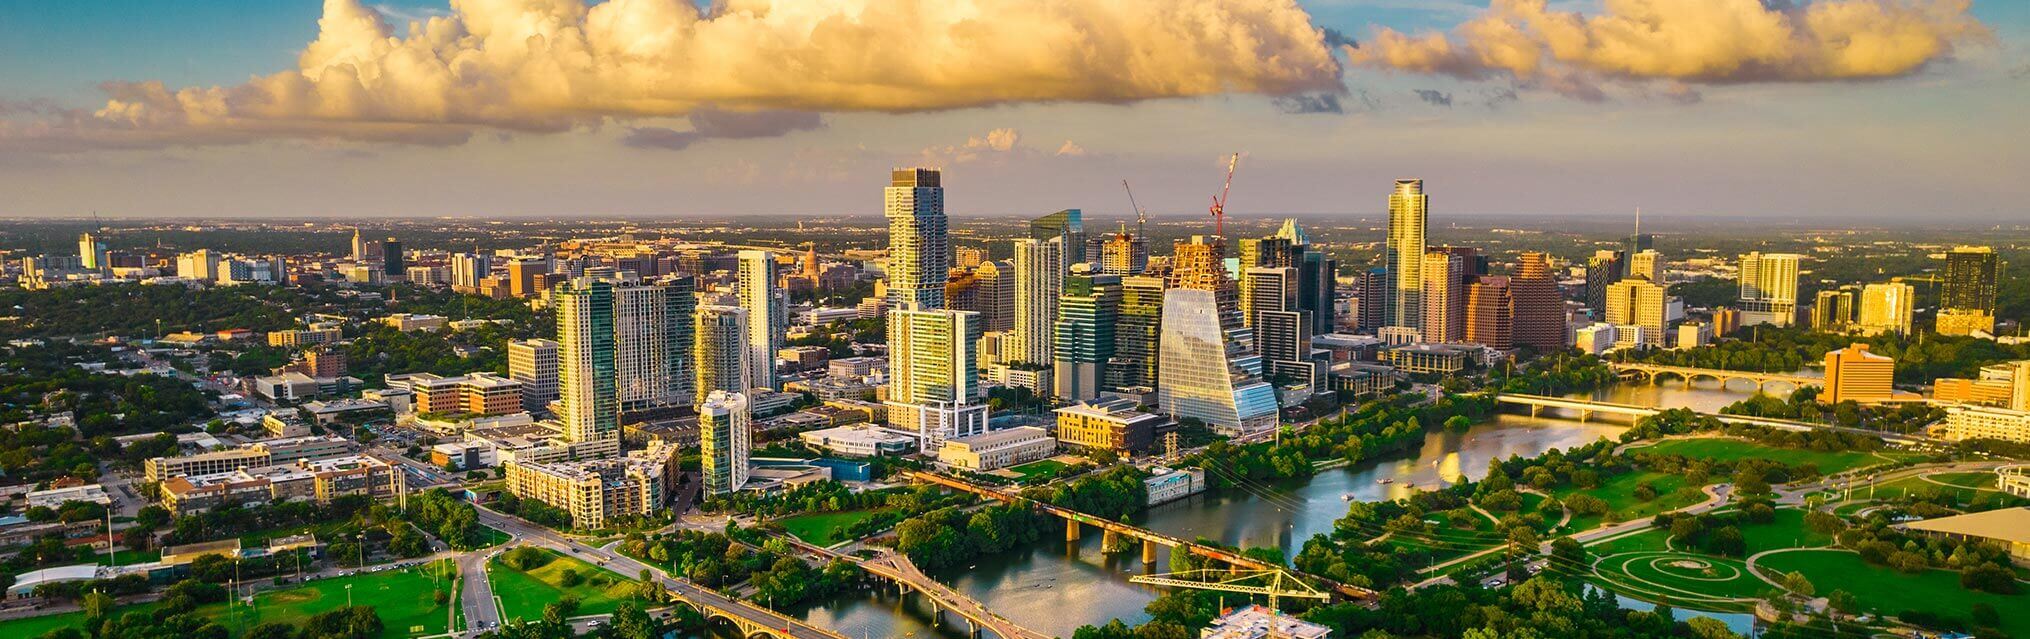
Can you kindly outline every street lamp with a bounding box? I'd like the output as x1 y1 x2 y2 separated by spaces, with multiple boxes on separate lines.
346 584 353 607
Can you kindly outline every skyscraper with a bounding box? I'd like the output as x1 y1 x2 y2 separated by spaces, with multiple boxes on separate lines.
974 260 1016 332
450 253 492 289
1099 228 1148 276
693 306 751 404
1938 246 2001 336
1054 265 1121 401
1512 252 1566 352
1245 266 1316 390
698 390 750 496
1738 252 1801 327
885 308 988 450
382 238 405 276
1030 209 1087 264
1628 250 1664 283
77 233 107 271
554 277 619 458
1857 282 1915 337
1421 250 1468 343
1811 288 1856 332
1385 179 1428 332
1107 275 1166 391
612 277 697 411
1351 268 1386 333
1012 237 1064 366
1585 250 1626 318
885 168 949 310
736 251 783 391
1465 276 1515 351
1606 278 1668 348
1157 288 1278 436
1170 235 1241 330
508 338 559 414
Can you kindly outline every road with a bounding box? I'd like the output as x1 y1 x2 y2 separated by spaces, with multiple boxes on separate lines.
458 548 503 634
473 507 847 639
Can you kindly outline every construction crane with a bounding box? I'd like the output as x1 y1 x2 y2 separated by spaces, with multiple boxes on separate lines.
1128 568 1328 613
1209 153 1240 237
1121 179 1147 240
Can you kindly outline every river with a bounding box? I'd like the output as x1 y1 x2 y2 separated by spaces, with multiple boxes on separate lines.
767 379 1786 638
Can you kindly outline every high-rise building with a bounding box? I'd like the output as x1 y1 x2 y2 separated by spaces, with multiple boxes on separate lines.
698 391 750 496
1811 288 1856 332
1030 209 1087 264
1012 237 1064 366
1245 266 1316 390
1824 343 1895 405
944 268 979 315
886 308 988 450
78 233 107 271
612 277 697 411
1099 228 1148 276
1420 250 1468 343
1737 252 1801 327
737 251 783 391
1465 276 1515 350
975 260 1016 332
508 339 560 414
693 306 751 404
177 249 222 282
382 239 405 276
1054 265 1121 401
507 259 549 299
1351 268 1387 333
554 278 619 458
1606 278 1668 348
1512 252 1566 352
1938 246 2002 336
885 168 949 310
1384 179 1428 332
350 228 369 262
1857 282 1916 336
1585 250 1627 318
1156 288 1278 436
1107 275 1166 390
1628 250 1664 284
450 253 492 288
1170 235 1241 329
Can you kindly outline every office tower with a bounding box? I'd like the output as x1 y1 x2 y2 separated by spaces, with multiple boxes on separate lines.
1628 250 1664 283
1512 252 1566 352
1938 246 2002 336
1099 228 1148 276
944 268 979 314
1421 250 1468 343
177 249 222 282
1244 267 1300 331
1156 288 1278 436
1054 265 1121 401
1465 276 1515 350
736 250 784 391
1031 209 1087 264
1298 251 1336 335
1811 288 1856 332
1012 237 1064 365
382 239 405 276
953 246 984 269
78 233 107 271
1712 307 1741 336
1857 282 1916 336
350 228 368 262
1737 252 1801 327
1108 275 1166 390
1245 266 1316 390
1384 179 1428 332
1585 250 1627 317
698 390 750 495
1606 278 1668 347
450 253 492 288
554 278 619 457
1824 344 1895 404
887 308 989 449
693 306 751 404
612 277 697 411
1170 235 1241 329
975 260 1016 332
885 168 949 310
507 259 548 298
508 339 560 414
1351 268 1387 333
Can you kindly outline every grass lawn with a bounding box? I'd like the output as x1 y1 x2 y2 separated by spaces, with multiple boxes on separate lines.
1927 472 2002 490
1640 438 1890 475
1736 508 1833 554
475 524 513 548
488 549 637 622
1756 549 2030 637
1556 471 1709 532
1594 551 1766 606
0 562 456 639
1008 459 1071 482
1866 476 2027 508
778 509 890 546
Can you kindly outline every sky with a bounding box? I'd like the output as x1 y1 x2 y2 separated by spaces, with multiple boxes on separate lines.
1 0 2026 221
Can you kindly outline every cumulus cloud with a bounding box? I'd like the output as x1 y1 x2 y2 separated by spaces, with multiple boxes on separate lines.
921 128 1026 165
1273 93 1346 114
3 0 1343 150
622 109 825 151
1413 89 1453 107
1346 0 1986 94
1055 140 1088 157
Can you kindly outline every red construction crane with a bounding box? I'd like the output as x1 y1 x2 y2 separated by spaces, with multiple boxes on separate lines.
1209 153 1240 237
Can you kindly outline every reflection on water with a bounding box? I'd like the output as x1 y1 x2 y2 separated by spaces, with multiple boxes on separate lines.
790 379 1784 636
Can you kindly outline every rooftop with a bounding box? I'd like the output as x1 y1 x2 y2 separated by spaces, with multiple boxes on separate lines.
1903 507 2030 544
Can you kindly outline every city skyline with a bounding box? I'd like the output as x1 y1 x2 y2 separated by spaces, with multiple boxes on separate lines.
0 0 2025 219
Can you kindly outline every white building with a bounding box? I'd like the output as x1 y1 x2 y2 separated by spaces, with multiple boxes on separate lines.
937 426 1055 472
737 251 785 392
798 425 917 458
1156 288 1278 437
699 391 751 495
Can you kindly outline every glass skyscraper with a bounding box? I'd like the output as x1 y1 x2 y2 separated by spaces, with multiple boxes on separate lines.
1385 179 1427 332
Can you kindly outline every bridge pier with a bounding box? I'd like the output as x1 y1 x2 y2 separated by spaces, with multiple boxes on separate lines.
1102 529 1121 552
1578 409 1592 423
1529 404 1540 418
1065 518 1081 541
1142 540 1158 566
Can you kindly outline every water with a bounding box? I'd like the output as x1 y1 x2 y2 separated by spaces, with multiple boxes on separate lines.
790 378 1785 637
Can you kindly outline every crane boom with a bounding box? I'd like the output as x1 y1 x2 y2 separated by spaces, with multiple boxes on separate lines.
1121 180 1146 239
1209 153 1239 237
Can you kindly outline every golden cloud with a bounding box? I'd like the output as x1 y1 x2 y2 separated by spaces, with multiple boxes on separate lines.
1347 0 1986 92
5 0 1342 149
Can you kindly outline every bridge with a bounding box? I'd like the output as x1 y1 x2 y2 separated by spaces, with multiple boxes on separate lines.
902 471 1377 601
778 536 1050 639
1608 363 1819 392
1493 394 1938 445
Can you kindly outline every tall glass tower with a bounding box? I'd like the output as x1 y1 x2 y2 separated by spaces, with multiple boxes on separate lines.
1385 179 1427 332
885 168 949 310
555 278 618 457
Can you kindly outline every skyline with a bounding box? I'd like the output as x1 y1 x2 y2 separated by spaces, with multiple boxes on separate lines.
1 0 2027 219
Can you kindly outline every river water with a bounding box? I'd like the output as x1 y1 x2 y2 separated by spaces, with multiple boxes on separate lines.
773 379 1784 639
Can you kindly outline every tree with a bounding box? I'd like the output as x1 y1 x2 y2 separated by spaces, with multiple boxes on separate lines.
1781 571 1815 597
1548 537 1585 576
609 602 658 639
245 622 299 639
542 596 581 627
82 590 114 620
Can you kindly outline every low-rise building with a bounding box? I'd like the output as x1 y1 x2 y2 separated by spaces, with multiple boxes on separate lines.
504 454 666 529
1143 466 1206 506
390 372 525 417
1053 398 1170 454
936 426 1055 472
1379 343 1469 375
146 447 271 483
158 454 403 516
1999 466 2029 499
379 313 447 332
25 484 112 509
1902 507 2030 566
1202 604 1331 639
1931 405 2030 443
798 425 917 457
430 440 500 470
267 325 344 348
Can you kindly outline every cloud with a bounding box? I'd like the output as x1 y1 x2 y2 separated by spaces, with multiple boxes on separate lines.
921 128 1028 165
1273 93 1345 114
1412 89 1453 107
622 109 825 151
1054 140 1088 157
3 0 1343 151
1346 0 1987 96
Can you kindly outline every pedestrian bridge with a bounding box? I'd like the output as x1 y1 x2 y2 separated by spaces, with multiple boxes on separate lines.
1493 394 1938 445
1607 363 1819 393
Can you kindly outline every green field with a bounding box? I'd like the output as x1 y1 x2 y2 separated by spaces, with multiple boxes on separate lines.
488 548 637 622
1865 475 2026 508
1737 508 1834 554
1008 459 1071 482
1640 438 1894 475
1592 551 1765 610
778 509 890 546
0 561 457 639
1556 471 1710 532
1927 472 2003 490
1756 549 2030 637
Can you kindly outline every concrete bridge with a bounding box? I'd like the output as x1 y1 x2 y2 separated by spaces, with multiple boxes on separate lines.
778 536 1050 639
1607 363 1820 393
1493 394 1939 445
901 471 1377 601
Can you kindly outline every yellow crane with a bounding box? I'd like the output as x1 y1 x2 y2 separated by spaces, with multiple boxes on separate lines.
1128 568 1329 613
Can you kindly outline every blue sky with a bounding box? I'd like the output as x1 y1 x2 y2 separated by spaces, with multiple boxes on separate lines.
1 0 2024 220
